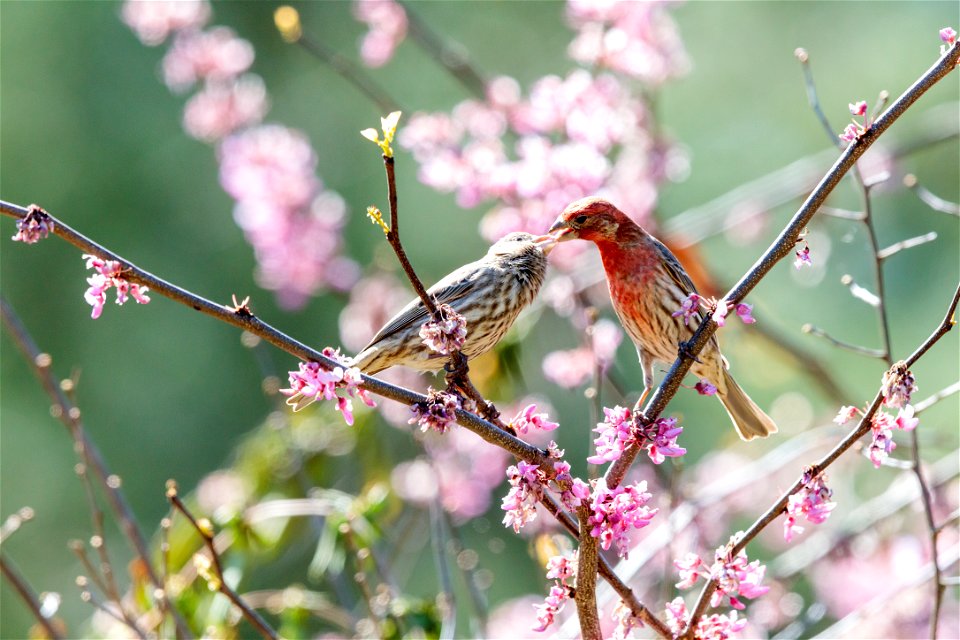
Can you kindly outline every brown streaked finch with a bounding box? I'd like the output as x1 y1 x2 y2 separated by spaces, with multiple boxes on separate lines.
352 232 557 375
549 197 776 441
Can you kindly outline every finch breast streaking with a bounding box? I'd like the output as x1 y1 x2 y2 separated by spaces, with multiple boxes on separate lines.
352 232 556 375
549 197 777 441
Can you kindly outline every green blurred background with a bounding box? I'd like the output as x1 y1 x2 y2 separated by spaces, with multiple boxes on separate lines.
2 1 957 637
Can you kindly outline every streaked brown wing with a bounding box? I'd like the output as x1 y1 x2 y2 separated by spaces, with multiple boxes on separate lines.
362 267 481 348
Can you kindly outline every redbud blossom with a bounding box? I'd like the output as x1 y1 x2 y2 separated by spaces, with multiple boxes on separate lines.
895 405 919 431
612 599 644 640
940 27 957 45
83 255 151 319
794 244 812 269
834 405 862 425
710 536 770 610
712 303 729 327
161 27 254 91
588 480 658 558
665 597 748 638
552 461 591 510
784 469 836 542
501 461 544 533
839 123 860 143
674 553 707 589
280 350 375 425
672 292 702 326
12 206 54 244
121 0 211 46
868 411 897 468
510 404 560 434
532 584 570 633
735 303 756 324
588 406 685 465
695 380 718 396
419 304 467 355
353 0 408 68
409 388 461 434
848 101 868 116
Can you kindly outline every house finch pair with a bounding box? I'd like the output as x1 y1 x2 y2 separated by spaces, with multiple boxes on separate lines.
352 199 775 441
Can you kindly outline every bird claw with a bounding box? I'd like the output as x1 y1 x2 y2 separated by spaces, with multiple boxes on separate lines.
678 340 702 364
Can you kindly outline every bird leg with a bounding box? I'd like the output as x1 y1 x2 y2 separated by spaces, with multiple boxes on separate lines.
444 354 514 435
677 339 702 364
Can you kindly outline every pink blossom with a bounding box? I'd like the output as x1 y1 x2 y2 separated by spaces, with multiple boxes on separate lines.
545 553 576 583
501 461 545 532
940 27 957 45
734 303 756 324
848 101 868 116
834 405 862 425
642 416 686 464
674 552 707 589
552 461 591 510
712 303 729 327
895 405 918 431
162 27 255 91
709 534 770 609
419 304 467 355
588 480 658 558
839 122 860 144
587 405 635 464
794 244 812 269
409 388 461 434
353 0 408 68
532 583 570 632
783 469 836 542
880 364 917 408
82 255 151 319
12 206 54 244
612 600 644 640
695 380 718 396
182 75 268 142
868 411 897 468
665 597 690 636
672 292 702 326
121 0 211 46
510 404 560 434
280 349 375 425
220 126 357 308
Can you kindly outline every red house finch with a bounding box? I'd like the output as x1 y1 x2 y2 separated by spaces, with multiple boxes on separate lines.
352 232 556 374
549 197 776 440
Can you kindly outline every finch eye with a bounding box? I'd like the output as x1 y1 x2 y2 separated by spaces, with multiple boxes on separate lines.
574 215 588 225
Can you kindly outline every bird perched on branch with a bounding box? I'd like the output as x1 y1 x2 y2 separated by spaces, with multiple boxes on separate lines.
352 232 556 375
548 197 776 440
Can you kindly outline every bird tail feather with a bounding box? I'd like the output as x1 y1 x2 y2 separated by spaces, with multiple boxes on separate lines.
717 369 778 441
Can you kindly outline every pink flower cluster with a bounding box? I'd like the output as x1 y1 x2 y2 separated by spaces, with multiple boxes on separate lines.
83 255 151 319
220 126 358 308
409 388 461 434
533 553 576 632
12 206 54 244
587 406 685 465
280 349 375 425
565 0 689 86
672 292 702 326
400 67 679 250
612 599 644 640
783 468 836 542
552 460 592 511
713 302 755 326
353 0 408 68
940 26 957 56
509 404 560 434
588 480 658 558
839 99 872 144
121 0 356 309
794 242 812 269
419 304 468 355
675 535 769 610
665 598 747 640
501 461 545 533
542 318 622 389
835 398 919 469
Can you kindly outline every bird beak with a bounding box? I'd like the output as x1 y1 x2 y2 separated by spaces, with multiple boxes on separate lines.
531 233 559 256
547 218 575 242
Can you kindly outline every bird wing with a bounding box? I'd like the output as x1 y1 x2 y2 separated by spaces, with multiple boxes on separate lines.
653 237 699 296
362 262 483 348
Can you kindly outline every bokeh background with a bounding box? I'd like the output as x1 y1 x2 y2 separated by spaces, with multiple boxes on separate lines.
2 1 958 638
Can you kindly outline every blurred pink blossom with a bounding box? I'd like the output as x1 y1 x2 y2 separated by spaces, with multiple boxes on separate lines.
338 274 410 352
509 404 560 434
162 27 254 91
183 75 268 142
122 0 211 46
353 0 408 67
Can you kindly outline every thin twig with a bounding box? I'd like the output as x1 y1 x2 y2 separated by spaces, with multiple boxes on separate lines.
801 324 887 359
914 381 960 414
1 554 65 640
877 231 939 260
684 282 960 632
0 201 549 468
0 296 192 639
166 482 279 640
606 40 960 495
904 173 960 216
